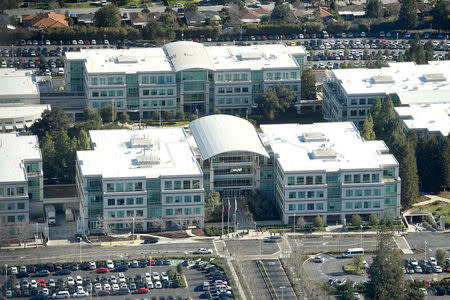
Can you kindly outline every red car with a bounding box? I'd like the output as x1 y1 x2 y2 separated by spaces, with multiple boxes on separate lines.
135 288 150 294
40 279 46 287
150 259 155 266
94 267 109 273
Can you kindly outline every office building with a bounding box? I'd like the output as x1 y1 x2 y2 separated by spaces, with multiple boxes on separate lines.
0 104 50 132
323 61 450 126
65 41 306 118
76 128 204 232
0 133 43 234
395 103 450 140
259 122 401 224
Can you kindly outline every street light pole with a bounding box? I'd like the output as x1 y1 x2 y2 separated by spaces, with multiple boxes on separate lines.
280 286 285 300
132 217 135 243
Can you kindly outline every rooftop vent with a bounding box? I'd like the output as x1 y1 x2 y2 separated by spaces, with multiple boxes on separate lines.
238 52 261 60
137 154 160 167
372 75 394 84
303 132 327 142
116 56 138 64
312 149 336 160
423 73 446 82
130 136 152 148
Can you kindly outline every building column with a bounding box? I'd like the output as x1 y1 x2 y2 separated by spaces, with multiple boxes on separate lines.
340 214 345 225
322 214 327 224
209 159 214 191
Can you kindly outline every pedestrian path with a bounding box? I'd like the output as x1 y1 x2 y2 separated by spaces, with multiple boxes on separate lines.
394 235 413 254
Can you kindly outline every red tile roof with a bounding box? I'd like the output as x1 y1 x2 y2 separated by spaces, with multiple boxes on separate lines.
23 12 68 29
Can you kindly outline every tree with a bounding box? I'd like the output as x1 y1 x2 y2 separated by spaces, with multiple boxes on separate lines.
417 136 441 192
338 280 355 300
300 68 317 100
41 132 57 180
118 112 130 123
76 129 90 150
15 220 32 248
441 136 450 189
436 248 446 266
353 255 363 269
313 216 325 228
370 97 382 135
424 40 434 62
94 4 121 27
397 52 405 62
271 2 293 22
185 1 198 11
151 111 160 122
431 0 449 32
351 214 362 227
163 111 173 121
369 214 379 227
406 35 426 64
366 0 383 18
205 191 221 222
83 107 102 124
175 110 185 120
177 263 183 274
367 230 406 300
31 107 71 140
256 84 296 120
97 217 114 245
399 139 420 208
100 105 117 123
361 114 376 140
398 0 417 29
376 96 397 141
54 130 74 182
0 0 20 10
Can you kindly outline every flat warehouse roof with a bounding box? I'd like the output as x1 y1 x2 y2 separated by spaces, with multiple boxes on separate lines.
329 61 450 96
0 133 41 182
0 68 39 96
395 104 450 137
77 128 202 179
65 42 306 74
0 104 50 120
260 122 398 173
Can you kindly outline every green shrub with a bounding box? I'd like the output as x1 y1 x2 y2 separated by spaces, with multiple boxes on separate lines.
204 226 234 236
177 263 183 274
343 262 363 275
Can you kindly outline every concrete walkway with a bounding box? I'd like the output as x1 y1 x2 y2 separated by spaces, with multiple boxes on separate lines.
413 195 450 207
394 235 413 254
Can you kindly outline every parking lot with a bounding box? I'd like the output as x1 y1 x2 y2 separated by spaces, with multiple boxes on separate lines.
1 258 234 299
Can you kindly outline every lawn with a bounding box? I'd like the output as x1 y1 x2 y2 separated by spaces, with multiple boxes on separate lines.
117 1 153 7
168 0 199 7
438 191 450 200
417 200 450 228
64 2 100 8
143 120 190 127
29 1 50 9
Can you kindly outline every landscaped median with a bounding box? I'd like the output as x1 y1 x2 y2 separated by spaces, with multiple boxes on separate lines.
343 262 364 275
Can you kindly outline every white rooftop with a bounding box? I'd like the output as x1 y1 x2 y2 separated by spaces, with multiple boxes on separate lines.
77 128 202 179
396 89 450 105
395 104 450 137
0 68 39 96
329 61 450 96
65 42 306 74
0 133 41 183
0 104 50 120
189 115 269 160
260 122 398 173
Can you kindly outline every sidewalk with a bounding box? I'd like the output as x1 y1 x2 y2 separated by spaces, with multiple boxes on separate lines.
413 194 450 207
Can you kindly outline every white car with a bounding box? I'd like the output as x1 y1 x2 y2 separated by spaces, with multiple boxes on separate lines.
103 283 111 291
73 290 89 298
42 288 49 296
106 260 114 269
49 278 56 287
20 266 27 273
154 281 162 289
112 283 120 292
89 262 96 270
414 265 422 273
152 272 160 281
147 281 154 289
195 248 213 254
313 256 324 263
145 273 151 280
53 290 70 298
30 279 38 288
434 266 443 273
362 260 369 268
67 277 75 286
161 272 169 281
86 283 93 293
94 283 102 292
419 288 427 295
76 275 83 285
429 257 437 266
109 275 117 284
410 258 418 266
118 272 126 283
9 266 17 274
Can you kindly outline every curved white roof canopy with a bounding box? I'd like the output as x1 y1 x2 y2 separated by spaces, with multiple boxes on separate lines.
164 41 214 72
189 115 269 160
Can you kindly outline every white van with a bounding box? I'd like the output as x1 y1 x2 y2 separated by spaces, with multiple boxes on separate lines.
342 248 364 258
203 281 210 291
57 68 65 76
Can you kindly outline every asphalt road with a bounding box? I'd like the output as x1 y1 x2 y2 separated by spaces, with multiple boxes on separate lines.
261 259 296 300
0 241 215 265
225 239 279 256
288 235 378 253
404 232 450 255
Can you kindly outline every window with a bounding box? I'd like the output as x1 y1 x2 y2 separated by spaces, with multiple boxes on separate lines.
165 209 173 216
143 89 150 96
159 89 165 95
117 198 125 206
282 72 288 79
373 189 381 196
17 215 25 222
165 196 173 204
354 201 362 209
17 202 25 209
225 74 232 81
372 174 380 182
217 74 224 81
117 211 124 218
166 76 173 83
164 181 172 190
108 90 115 97
383 168 395 178
287 176 295 185
242 87 249 93
16 187 24 195
126 182 133 192
274 72 281 80
233 74 240 81
266 73 273 80
7 203 15 210
364 189 372 196
353 174 361 183
355 190 363 197
183 180 191 189
175 196 182 203
344 175 352 183
184 195 192 203
167 89 174 95
135 182 142 191
100 91 107 97
100 78 106 85
126 198 134 205
136 197 143 205
158 76 164 84
364 201 371 208
234 87 241 93
306 176 313 185
373 201 380 208
316 203 324 210
346 190 353 197
151 89 157 95
315 176 323 184
241 74 248 81
194 207 201 214
126 210 134 217
175 208 182 215
297 177 304 185
194 195 201 202
117 90 124 97
136 210 143 217
359 99 366 105
290 72 297 79
289 192 296 199
192 180 200 189
298 204 305 211
106 184 114 192
7 216 14 223
288 204 295 211
174 181 181 190
116 77 123 84
298 191 305 198
116 183 124 192
307 203 314 210
307 191 315 198
363 174 370 183
108 77 114 85
226 87 232 93
91 78 98 85
345 202 353 209
108 199 115 206
184 208 192 215
316 191 324 198
142 76 149 84
350 110 357 116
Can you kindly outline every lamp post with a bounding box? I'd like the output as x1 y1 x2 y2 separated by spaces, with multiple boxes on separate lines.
132 217 135 243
